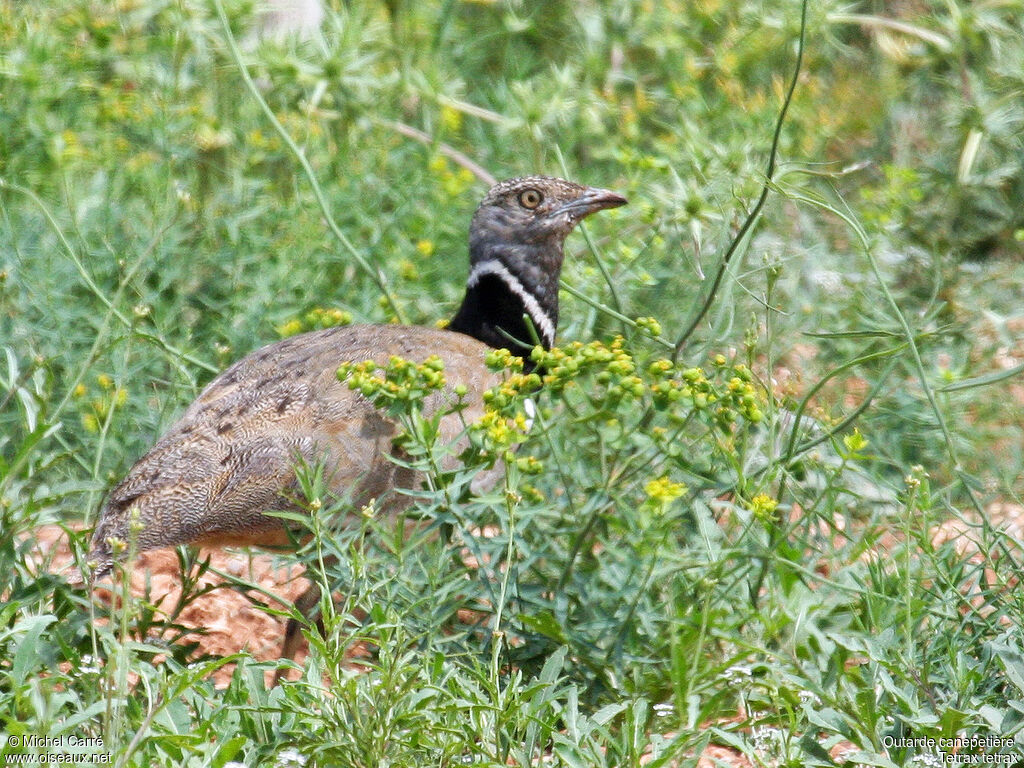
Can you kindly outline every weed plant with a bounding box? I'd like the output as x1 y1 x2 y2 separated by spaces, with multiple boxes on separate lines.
1 0 1023 765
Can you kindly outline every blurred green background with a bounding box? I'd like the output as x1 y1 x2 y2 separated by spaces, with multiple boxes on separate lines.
1 0 1023 765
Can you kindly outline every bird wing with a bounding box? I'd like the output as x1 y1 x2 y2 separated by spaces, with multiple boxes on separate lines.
88 324 498 575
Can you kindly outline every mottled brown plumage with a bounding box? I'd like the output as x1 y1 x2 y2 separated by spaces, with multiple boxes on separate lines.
88 175 626 580
88 326 497 575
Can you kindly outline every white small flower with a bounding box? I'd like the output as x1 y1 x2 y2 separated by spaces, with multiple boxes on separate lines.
810 269 844 293
751 724 784 756
275 747 307 768
723 664 752 683
797 689 821 706
174 180 191 204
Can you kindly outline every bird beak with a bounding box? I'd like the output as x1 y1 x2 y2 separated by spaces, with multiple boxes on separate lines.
554 186 628 219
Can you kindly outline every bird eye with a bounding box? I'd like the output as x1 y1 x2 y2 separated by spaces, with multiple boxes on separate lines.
518 189 543 209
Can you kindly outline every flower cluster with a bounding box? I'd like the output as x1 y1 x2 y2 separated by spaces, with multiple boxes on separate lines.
331 340 768 492
277 307 353 338
456 349 539 460
428 155 475 198
336 355 448 412
747 493 779 522
481 351 541 413
74 373 128 433
531 338 644 406
644 476 689 504
519 338 765 428
649 356 763 427
634 316 663 338
470 409 530 457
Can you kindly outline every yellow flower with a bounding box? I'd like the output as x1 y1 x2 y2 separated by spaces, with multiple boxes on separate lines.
428 155 448 174
644 476 688 504
748 493 779 522
843 429 869 454
277 319 304 338
440 104 463 132
515 456 543 474
635 316 663 337
396 259 417 281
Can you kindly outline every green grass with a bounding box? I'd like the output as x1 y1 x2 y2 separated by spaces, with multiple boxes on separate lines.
2 0 1024 765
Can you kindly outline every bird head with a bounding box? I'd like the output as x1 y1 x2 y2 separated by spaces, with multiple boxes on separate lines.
452 175 626 357
469 176 627 257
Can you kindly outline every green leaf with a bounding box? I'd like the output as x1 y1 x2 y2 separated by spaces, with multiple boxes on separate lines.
10 614 57 686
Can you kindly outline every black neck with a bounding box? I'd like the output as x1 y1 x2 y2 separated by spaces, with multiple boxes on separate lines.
447 254 559 367
447 278 546 359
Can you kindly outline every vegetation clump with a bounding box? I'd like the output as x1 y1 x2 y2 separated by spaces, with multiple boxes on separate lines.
1 0 1022 765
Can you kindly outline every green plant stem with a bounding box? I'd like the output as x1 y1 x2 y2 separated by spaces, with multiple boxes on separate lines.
559 282 674 350
783 185 987 515
212 0 407 324
672 0 807 359
781 343 907 466
0 179 215 375
554 146 625 324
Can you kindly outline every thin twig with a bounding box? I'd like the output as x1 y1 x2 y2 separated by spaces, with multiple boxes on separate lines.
213 0 407 323
0 179 215 374
672 0 808 360
383 120 496 185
